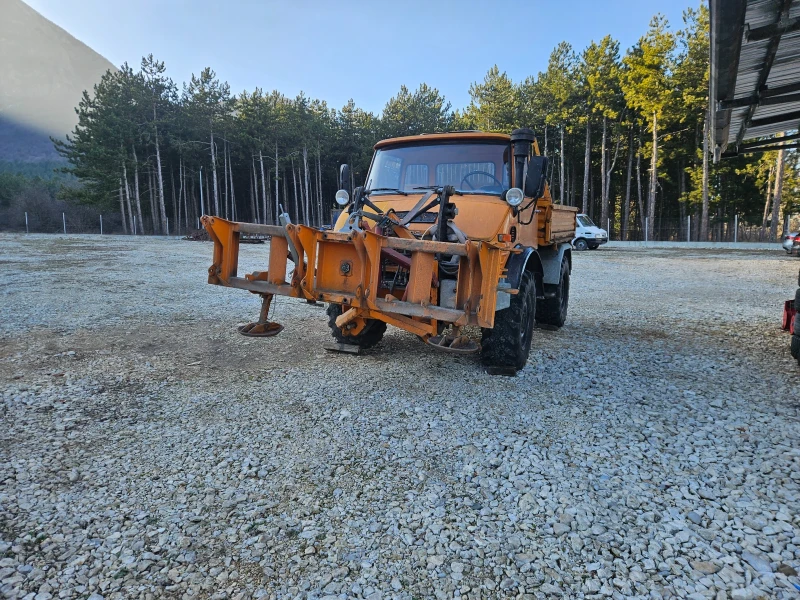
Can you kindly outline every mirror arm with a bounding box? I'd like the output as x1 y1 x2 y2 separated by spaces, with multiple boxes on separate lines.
516 198 539 226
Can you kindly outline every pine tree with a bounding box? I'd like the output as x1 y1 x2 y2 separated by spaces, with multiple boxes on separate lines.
622 15 676 240
183 68 231 217
141 55 176 234
382 84 453 138
582 36 624 228
462 66 520 132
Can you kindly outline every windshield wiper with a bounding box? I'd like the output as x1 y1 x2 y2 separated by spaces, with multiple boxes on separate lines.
366 187 408 195
412 185 463 195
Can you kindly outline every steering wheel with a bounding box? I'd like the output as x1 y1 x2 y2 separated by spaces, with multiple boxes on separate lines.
461 171 503 190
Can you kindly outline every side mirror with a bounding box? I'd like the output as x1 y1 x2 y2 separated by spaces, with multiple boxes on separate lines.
338 164 351 195
524 156 548 199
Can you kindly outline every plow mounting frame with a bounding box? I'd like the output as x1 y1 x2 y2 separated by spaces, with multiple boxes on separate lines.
202 216 512 340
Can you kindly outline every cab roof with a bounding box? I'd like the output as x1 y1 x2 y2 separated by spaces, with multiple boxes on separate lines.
374 131 510 150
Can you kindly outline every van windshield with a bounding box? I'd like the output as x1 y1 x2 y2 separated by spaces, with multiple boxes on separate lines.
366 142 511 195
577 215 595 227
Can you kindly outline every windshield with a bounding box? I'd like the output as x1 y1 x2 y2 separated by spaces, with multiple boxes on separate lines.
366 142 510 195
577 215 595 227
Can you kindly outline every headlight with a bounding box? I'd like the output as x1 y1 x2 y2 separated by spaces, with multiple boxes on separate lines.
335 189 349 206
506 187 524 207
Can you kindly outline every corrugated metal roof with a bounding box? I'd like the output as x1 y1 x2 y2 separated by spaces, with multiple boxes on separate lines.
710 0 800 159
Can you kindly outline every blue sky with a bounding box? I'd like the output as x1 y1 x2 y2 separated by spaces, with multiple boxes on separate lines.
24 0 699 114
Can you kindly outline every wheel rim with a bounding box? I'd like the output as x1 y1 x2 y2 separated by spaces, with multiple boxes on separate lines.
520 294 533 347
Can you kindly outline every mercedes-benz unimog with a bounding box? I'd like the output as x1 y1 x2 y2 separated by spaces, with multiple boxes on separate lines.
202 128 576 374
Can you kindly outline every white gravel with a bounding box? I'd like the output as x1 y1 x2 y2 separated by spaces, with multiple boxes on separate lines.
1 234 799 600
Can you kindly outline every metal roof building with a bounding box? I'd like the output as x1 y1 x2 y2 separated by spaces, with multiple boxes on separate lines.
710 0 800 161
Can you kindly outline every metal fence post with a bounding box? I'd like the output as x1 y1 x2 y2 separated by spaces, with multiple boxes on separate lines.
25 212 29 234
607 218 611 240
197 217 200 230
688 215 691 242
100 215 103 235
133 216 137 235
734 215 738 243
166 217 169 236
199 166 204 216
62 213 66 235
645 217 648 243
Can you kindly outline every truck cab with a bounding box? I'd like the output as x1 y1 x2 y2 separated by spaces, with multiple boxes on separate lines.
335 131 575 251
337 133 518 243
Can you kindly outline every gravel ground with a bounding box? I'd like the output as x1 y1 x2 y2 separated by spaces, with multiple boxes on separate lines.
1 234 799 600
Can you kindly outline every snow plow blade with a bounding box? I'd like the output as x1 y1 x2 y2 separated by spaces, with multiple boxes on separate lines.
202 215 508 340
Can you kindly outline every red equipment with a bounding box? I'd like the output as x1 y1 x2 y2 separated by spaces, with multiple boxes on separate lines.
783 300 796 334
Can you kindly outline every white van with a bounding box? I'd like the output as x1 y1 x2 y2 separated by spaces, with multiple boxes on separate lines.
573 214 608 251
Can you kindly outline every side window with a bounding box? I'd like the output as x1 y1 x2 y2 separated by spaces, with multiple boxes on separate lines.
404 164 428 189
502 147 510 188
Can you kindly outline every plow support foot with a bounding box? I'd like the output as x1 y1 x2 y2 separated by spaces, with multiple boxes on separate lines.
426 326 480 354
238 294 284 337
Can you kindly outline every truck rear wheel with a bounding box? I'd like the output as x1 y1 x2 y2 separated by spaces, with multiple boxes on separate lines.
326 304 386 349
481 269 536 374
791 333 800 362
537 259 569 328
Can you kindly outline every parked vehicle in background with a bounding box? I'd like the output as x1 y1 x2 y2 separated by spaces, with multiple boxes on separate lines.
573 214 608 251
783 232 800 254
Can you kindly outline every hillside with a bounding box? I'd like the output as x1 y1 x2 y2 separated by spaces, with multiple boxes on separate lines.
0 0 115 162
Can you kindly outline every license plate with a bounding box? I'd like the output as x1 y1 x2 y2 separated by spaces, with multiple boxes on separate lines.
394 211 437 224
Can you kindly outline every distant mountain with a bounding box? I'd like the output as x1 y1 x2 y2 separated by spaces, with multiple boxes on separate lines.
0 0 115 162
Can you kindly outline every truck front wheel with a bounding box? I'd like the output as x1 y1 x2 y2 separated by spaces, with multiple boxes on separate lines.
326 304 386 349
537 259 569 328
573 238 588 251
481 270 537 374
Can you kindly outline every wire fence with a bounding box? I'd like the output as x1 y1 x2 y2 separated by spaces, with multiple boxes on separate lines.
0 204 795 244
0 206 204 236
599 216 794 243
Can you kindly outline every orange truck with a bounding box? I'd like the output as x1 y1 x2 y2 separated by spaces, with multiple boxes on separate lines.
202 128 576 374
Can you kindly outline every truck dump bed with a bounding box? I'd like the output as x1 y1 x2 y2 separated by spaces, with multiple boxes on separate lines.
543 204 579 244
